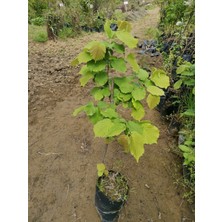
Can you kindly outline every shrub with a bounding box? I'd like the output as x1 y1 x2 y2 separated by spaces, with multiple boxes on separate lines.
58 27 75 39
30 17 45 26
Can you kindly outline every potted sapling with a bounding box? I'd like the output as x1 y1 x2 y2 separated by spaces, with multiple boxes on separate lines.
71 20 170 222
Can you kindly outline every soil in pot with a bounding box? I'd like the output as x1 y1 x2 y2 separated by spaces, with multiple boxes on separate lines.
95 171 129 222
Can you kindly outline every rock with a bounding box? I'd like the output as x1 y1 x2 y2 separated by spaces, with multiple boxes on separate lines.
110 23 118 31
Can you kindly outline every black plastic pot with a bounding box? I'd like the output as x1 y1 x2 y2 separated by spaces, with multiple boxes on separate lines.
95 172 128 222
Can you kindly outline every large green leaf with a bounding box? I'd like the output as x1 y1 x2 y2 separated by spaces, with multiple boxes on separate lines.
108 121 126 137
127 121 143 134
104 20 114 38
86 41 106 61
147 86 164 96
87 60 107 72
78 50 93 63
93 119 125 138
146 94 160 109
150 69 170 89
95 71 108 86
117 21 132 32
141 122 159 144
115 31 138 48
100 108 119 118
137 69 149 81
80 72 94 86
129 131 145 162
126 53 140 72
93 119 113 137
114 77 134 93
111 57 127 72
132 88 146 101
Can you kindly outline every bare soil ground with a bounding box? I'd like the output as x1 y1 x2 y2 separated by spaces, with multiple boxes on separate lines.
28 6 195 222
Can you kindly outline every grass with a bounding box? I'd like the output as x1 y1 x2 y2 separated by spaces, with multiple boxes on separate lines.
28 24 48 42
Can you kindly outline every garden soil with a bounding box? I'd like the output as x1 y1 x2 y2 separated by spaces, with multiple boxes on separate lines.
28 5 195 222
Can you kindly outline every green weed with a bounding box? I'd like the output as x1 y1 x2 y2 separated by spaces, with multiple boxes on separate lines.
28 25 48 42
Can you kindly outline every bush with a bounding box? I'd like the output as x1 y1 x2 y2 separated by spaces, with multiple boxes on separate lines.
33 32 48 42
30 17 45 26
58 27 75 39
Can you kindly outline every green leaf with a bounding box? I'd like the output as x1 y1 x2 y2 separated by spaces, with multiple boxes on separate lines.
141 122 159 144
89 109 103 124
147 94 160 109
127 121 143 134
117 21 132 32
102 87 110 97
100 108 119 118
116 31 138 48
147 86 164 96
91 87 104 101
95 71 108 86
144 79 154 88
97 163 106 177
176 64 187 74
114 77 134 93
150 69 170 89
118 134 130 153
183 153 195 165
110 42 125 53
181 109 195 117
84 102 96 116
71 57 79 66
87 60 107 72
97 101 108 109
79 65 89 75
80 72 94 86
73 105 85 116
111 57 127 72
137 69 149 81
117 91 132 102
104 20 114 38
183 79 195 86
179 145 193 153
131 100 145 121
126 53 140 72
173 79 183 90
86 41 106 61
78 50 93 63
93 119 113 137
108 121 126 137
93 119 125 138
129 131 145 162
132 88 146 101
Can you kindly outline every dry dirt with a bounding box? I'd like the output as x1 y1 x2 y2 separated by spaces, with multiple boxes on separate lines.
28 6 195 222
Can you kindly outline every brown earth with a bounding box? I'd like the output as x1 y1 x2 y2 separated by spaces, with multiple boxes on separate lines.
28 5 195 222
